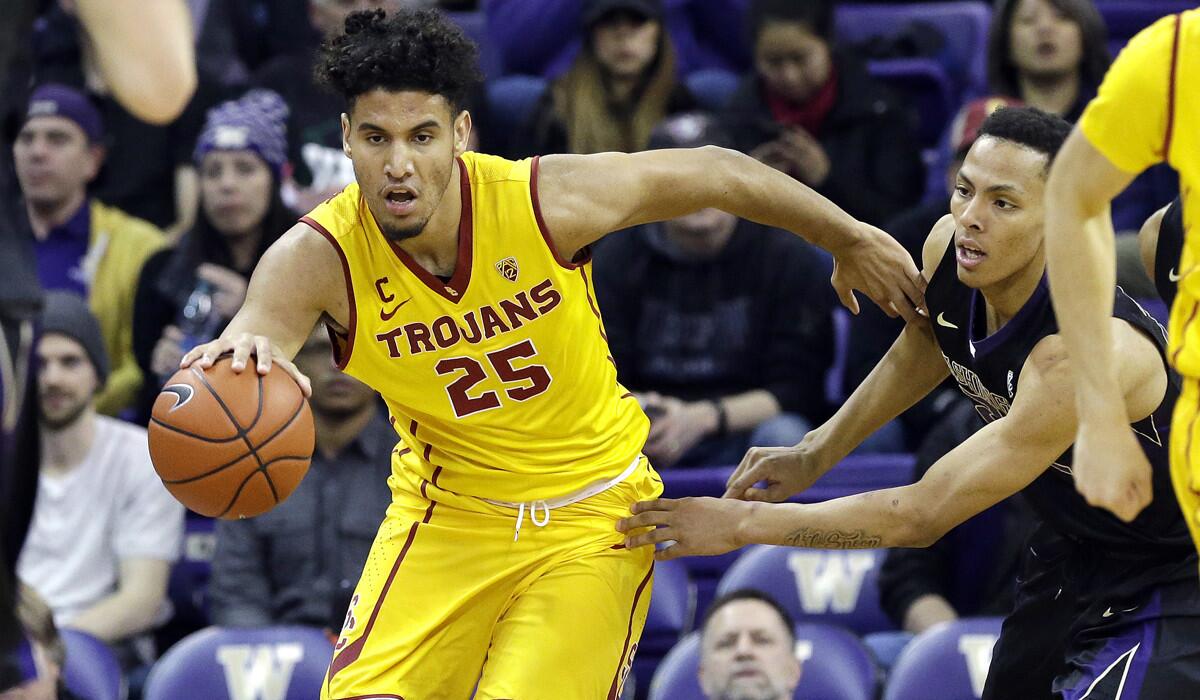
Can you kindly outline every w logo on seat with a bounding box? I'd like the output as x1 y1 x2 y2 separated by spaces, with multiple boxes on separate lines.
215 643 304 700
786 551 876 613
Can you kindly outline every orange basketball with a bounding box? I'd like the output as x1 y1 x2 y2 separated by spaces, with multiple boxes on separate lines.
148 355 315 519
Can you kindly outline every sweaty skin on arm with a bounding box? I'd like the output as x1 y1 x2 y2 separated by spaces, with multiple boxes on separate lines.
723 216 956 503
1045 131 1144 521
620 306 1166 560
536 147 925 321
179 223 349 393
75 0 196 124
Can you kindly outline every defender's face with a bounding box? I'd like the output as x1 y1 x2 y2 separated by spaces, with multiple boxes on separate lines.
699 600 801 700
342 90 471 242
950 136 1049 288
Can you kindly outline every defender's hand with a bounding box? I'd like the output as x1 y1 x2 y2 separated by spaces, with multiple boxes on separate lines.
832 224 925 323
724 440 832 502
617 497 751 561
179 333 312 397
1071 419 1152 523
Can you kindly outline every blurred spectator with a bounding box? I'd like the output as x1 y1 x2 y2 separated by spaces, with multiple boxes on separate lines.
986 0 1175 230
987 0 1108 121
8 583 79 700
722 0 925 226
132 90 297 421
879 400 1036 634
699 589 801 700
487 0 750 78
520 0 696 156
27 2 215 236
593 114 833 468
209 327 392 632
843 97 1020 449
251 1 403 215
14 84 167 416
17 293 182 668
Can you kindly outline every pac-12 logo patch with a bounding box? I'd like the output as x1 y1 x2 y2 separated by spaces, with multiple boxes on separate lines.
494 257 519 282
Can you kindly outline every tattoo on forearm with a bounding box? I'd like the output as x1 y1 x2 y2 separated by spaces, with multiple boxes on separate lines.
785 528 883 549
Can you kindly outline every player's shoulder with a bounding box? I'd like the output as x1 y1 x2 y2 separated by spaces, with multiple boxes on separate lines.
920 214 955 279
460 150 532 186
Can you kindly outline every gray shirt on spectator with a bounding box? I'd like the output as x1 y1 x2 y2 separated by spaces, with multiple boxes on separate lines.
209 410 394 630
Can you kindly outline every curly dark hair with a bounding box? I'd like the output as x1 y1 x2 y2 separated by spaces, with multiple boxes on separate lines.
315 8 482 114
977 106 1072 171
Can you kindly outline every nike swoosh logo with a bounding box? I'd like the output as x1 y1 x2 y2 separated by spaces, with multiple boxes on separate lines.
1102 605 1139 618
380 297 412 322
161 383 194 412
1169 268 1182 282
936 312 959 329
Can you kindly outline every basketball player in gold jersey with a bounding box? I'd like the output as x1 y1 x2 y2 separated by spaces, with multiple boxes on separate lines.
1045 10 1199 538
180 9 923 699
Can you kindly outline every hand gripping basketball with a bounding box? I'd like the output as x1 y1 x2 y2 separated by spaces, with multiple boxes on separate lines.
149 353 315 519
181 333 312 397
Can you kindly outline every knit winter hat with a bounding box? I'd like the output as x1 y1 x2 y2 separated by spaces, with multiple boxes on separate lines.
24 83 104 143
193 89 290 175
40 291 109 383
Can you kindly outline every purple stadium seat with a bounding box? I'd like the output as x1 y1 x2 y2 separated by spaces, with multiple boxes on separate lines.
685 69 740 112
59 629 125 700
485 74 547 155
445 11 502 79
143 626 333 700
633 558 697 695
1097 2 1194 44
835 2 992 98
717 545 894 634
648 623 878 700
883 617 1003 700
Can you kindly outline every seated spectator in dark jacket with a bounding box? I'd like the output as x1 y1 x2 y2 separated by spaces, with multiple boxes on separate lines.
593 113 834 468
520 0 695 156
879 400 1037 634
208 327 394 632
132 90 297 422
722 0 925 226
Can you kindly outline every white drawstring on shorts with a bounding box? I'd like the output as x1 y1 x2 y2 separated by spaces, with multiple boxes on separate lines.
484 456 642 542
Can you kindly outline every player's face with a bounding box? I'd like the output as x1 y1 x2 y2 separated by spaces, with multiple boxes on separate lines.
36 333 98 431
294 329 375 418
950 136 1048 289
699 601 801 700
592 12 661 81
1009 0 1084 81
12 116 102 212
754 21 833 105
199 150 274 240
342 90 471 242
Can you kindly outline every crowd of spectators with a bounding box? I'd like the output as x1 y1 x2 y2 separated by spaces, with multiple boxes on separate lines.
0 0 1185 697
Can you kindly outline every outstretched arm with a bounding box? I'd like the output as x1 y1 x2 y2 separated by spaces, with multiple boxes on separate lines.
723 217 955 502
179 223 347 394
621 322 1166 560
536 148 925 321
1045 131 1144 522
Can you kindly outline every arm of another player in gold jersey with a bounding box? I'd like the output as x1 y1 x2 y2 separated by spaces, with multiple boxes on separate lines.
535 148 926 322
179 223 346 395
